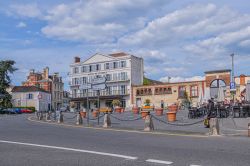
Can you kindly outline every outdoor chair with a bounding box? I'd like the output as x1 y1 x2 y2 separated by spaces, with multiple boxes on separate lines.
233 106 241 118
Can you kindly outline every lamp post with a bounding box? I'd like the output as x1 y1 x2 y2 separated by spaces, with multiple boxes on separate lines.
230 53 235 103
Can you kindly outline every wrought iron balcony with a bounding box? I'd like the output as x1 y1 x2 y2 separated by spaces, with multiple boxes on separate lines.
69 90 130 98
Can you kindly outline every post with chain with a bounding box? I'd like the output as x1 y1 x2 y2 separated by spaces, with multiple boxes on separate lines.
103 112 111 128
209 118 220 136
58 111 64 123
76 112 83 125
144 112 154 131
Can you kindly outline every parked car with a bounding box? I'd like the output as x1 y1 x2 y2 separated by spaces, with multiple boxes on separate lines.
0 108 22 114
21 109 33 113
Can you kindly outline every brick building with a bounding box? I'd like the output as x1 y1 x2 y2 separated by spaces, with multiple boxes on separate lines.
22 67 64 110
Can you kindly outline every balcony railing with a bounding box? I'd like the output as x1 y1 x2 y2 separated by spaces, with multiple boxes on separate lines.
70 90 130 98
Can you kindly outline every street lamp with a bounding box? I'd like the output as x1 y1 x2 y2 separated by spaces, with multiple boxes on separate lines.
230 53 236 102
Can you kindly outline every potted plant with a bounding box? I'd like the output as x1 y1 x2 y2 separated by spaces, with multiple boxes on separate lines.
132 106 140 114
80 108 86 118
155 107 164 116
168 104 178 112
112 99 122 113
141 99 151 118
92 109 99 118
166 111 177 122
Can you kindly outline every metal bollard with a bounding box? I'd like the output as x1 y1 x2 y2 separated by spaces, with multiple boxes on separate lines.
103 113 111 128
58 112 63 123
209 118 220 136
144 115 154 131
46 112 51 121
248 123 250 137
76 113 83 125
39 112 43 120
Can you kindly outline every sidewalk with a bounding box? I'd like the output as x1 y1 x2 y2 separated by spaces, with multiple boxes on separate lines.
219 118 250 136
37 110 209 135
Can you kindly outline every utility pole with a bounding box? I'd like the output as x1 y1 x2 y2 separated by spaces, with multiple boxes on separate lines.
230 53 235 102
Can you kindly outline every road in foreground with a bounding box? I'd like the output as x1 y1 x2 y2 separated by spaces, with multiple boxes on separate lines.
0 114 249 166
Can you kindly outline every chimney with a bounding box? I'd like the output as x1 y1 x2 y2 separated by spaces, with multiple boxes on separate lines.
30 69 35 74
74 57 80 63
43 67 49 79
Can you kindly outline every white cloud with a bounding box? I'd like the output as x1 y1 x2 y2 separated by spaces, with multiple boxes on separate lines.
39 0 169 43
16 22 27 28
160 76 205 83
10 3 42 18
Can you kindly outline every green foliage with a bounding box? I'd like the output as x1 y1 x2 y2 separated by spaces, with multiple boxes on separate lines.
181 91 191 108
112 99 121 107
143 77 151 85
145 99 151 106
0 60 17 109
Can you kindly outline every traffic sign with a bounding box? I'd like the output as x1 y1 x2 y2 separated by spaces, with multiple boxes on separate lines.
92 84 107 91
92 77 106 85
80 83 92 90
230 82 236 89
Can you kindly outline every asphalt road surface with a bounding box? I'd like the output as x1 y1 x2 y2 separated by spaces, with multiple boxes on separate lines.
0 114 250 166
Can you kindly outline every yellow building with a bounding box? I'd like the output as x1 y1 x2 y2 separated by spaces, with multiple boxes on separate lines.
132 80 205 108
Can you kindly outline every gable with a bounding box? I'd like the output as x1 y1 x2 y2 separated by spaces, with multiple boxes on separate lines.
83 54 115 64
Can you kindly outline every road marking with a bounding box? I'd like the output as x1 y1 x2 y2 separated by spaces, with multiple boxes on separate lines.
190 165 201 166
0 140 138 160
146 159 173 165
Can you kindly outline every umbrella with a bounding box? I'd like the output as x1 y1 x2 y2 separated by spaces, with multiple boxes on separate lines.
217 87 225 102
197 87 204 107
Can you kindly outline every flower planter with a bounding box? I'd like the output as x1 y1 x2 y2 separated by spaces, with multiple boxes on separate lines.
115 107 122 113
166 111 177 122
155 108 164 116
141 111 149 119
132 107 140 114
80 111 86 118
92 110 99 118
168 105 178 112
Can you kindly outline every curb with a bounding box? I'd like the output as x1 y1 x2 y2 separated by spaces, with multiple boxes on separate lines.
27 116 210 138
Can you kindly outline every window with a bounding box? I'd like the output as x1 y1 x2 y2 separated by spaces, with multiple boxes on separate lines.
96 64 100 71
113 62 118 69
120 85 126 95
190 85 198 97
106 74 111 81
121 72 127 80
105 63 110 70
121 61 126 67
73 67 79 74
89 65 92 72
81 66 87 73
81 77 87 84
27 93 33 99
178 86 186 98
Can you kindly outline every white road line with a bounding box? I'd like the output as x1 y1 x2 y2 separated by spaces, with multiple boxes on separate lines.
0 140 137 160
190 165 201 166
146 159 173 165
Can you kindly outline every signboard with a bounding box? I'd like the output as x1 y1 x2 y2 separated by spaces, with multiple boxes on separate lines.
80 83 92 90
92 77 106 84
230 82 236 91
92 84 107 91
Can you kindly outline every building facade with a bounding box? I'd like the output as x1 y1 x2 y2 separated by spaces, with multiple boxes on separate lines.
22 67 64 110
11 86 51 112
132 80 205 108
69 52 144 110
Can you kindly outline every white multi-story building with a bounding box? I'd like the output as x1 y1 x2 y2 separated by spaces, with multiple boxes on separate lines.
69 52 144 110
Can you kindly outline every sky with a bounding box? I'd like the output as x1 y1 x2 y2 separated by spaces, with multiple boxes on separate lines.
1 0 250 90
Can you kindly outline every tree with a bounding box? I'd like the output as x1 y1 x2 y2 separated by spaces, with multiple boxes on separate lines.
0 60 17 108
181 91 191 109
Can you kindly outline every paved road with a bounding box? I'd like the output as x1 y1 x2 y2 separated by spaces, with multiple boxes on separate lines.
0 114 250 166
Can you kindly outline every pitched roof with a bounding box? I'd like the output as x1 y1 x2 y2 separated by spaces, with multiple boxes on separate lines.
11 86 49 93
109 52 128 57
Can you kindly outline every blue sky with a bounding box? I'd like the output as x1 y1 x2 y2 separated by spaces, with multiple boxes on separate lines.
1 0 250 90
